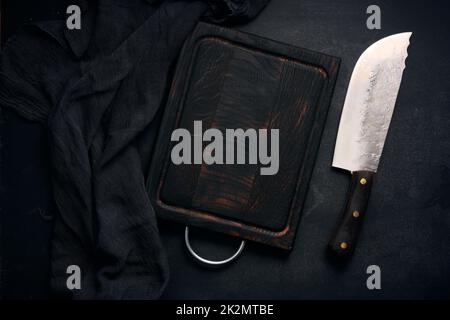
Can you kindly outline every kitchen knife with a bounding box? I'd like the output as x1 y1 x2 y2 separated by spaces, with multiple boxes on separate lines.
329 32 412 257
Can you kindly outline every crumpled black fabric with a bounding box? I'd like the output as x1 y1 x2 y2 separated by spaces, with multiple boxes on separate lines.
0 0 269 299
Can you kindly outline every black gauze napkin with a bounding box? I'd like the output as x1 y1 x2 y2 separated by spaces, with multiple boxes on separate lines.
0 0 269 299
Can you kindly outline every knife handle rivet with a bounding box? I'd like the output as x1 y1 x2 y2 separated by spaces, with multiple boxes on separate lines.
360 178 367 185
340 242 348 250
352 210 360 218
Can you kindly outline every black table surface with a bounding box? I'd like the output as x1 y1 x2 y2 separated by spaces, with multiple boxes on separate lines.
1 0 449 299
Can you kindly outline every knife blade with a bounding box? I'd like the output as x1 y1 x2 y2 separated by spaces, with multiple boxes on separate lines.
329 32 412 257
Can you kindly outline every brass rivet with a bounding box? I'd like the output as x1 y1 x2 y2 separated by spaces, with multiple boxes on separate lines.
360 178 367 185
340 242 348 250
352 210 360 218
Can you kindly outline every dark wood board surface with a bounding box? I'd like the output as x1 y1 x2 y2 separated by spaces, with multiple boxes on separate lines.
148 22 340 250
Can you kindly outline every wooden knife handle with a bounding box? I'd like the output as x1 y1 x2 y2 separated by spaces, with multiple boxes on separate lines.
328 170 374 258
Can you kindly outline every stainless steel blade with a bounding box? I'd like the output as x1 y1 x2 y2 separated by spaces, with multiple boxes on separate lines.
332 32 412 173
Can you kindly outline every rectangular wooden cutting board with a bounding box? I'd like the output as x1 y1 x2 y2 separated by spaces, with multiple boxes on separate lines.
148 22 340 250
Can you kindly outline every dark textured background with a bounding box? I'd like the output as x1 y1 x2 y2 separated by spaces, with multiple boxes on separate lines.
1 0 450 299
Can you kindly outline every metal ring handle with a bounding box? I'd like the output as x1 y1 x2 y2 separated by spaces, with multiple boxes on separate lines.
184 226 245 266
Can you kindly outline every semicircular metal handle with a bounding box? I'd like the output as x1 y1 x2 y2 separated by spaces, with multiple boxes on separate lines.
184 226 245 266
